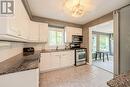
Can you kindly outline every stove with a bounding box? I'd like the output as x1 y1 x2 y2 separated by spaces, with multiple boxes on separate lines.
75 48 87 66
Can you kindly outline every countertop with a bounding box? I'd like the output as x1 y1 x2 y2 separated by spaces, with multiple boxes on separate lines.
107 72 130 87
0 51 40 75
41 49 74 53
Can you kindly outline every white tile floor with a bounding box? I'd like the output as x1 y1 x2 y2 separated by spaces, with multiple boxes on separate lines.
40 65 113 87
92 56 113 73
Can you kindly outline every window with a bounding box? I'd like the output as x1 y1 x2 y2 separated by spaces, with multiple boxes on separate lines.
99 35 109 51
49 26 64 46
92 34 97 52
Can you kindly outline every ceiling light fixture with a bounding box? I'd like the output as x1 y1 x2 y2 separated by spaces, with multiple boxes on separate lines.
64 0 86 17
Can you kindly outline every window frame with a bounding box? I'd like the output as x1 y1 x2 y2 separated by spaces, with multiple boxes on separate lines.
48 26 65 46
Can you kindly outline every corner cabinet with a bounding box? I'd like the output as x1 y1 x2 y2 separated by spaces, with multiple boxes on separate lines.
40 50 75 73
0 0 49 42
65 26 82 43
0 0 30 41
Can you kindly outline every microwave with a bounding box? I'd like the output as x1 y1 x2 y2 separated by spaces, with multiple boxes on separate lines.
72 35 83 43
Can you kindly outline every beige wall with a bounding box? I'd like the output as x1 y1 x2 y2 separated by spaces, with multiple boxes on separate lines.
82 12 113 62
0 42 45 62
0 43 24 62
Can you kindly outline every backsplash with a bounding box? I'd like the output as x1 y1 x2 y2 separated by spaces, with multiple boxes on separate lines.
0 43 24 62
0 42 46 63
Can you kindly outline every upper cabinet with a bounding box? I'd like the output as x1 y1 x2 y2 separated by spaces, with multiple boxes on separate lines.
65 26 82 43
0 0 30 41
39 23 48 42
28 21 40 42
29 21 48 42
0 0 48 42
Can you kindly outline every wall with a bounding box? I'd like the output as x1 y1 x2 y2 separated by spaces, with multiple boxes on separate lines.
0 42 45 63
82 12 113 62
0 42 24 62
119 5 130 73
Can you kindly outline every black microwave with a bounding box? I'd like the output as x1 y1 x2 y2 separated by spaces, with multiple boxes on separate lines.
72 35 83 43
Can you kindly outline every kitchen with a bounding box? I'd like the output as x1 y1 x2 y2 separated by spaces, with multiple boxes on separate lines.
0 0 130 87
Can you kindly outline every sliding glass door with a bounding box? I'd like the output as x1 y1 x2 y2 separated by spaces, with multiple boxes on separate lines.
99 35 109 52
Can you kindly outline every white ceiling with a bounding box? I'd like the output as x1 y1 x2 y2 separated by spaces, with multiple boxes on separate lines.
27 0 129 24
92 20 113 33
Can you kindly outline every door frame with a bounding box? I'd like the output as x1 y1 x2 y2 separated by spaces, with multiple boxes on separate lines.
88 19 119 75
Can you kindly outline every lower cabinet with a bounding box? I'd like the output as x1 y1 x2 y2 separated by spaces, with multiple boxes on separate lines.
60 51 75 68
40 50 75 73
0 69 39 87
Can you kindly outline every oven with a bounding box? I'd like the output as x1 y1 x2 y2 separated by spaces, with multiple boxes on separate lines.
75 48 87 66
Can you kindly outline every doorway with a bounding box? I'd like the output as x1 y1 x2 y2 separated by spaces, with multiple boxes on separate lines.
89 20 114 73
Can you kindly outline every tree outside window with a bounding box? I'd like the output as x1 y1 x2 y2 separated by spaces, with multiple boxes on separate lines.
99 35 109 52
49 26 64 46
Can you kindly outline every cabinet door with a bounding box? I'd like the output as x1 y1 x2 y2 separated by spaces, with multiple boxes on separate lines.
0 0 30 40
19 18 29 40
39 23 48 42
8 0 24 38
40 52 60 72
74 28 82 35
68 51 75 65
18 0 30 40
65 27 72 43
60 52 70 67
40 53 52 72
51 52 60 69
65 27 82 43
60 51 75 68
29 21 39 42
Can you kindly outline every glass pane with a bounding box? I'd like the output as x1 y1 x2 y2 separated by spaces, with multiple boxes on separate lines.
99 35 109 51
48 26 65 46
92 34 97 52
49 31 56 46
56 31 64 45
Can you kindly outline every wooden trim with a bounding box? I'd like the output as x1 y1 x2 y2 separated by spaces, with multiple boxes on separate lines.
83 12 113 28
21 0 129 28
118 10 121 74
117 4 130 11
21 0 83 28
31 16 83 28
92 31 112 35
21 0 33 19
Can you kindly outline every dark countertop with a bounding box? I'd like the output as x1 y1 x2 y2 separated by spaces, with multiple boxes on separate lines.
107 72 130 87
0 51 40 75
41 49 74 53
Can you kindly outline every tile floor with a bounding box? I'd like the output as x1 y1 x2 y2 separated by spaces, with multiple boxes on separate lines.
40 65 113 87
92 56 113 73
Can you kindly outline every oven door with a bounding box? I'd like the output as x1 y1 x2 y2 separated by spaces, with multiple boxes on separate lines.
76 51 86 62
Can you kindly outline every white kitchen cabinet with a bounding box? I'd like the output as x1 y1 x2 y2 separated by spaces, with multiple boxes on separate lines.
0 0 49 42
40 53 52 72
0 0 30 41
28 22 49 42
40 52 60 72
39 23 48 42
65 26 82 43
0 69 39 87
60 51 75 67
28 21 40 42
40 50 75 73
51 52 61 69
